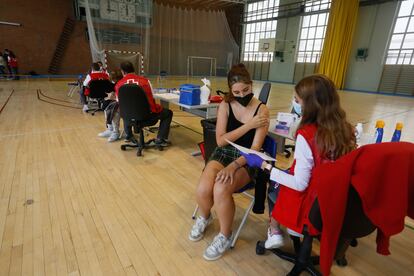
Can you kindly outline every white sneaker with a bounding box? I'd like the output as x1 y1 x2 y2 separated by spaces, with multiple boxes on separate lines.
82 105 89 112
108 132 120 142
98 129 113 138
203 233 233 261
264 227 284 249
287 228 303 238
189 215 212 242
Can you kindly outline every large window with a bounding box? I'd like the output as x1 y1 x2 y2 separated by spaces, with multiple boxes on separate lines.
242 0 279 62
296 0 331 63
386 0 414 65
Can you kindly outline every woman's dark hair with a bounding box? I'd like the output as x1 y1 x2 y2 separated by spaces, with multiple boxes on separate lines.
225 63 252 102
110 70 123 84
295 74 356 160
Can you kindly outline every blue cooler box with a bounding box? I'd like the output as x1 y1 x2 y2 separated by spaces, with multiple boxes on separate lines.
179 84 201 105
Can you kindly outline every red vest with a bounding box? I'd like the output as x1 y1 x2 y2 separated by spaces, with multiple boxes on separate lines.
84 72 109 96
8 57 18 68
272 124 331 233
115 73 162 114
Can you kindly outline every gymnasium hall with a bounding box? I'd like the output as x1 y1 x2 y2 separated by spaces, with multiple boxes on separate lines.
0 0 413 275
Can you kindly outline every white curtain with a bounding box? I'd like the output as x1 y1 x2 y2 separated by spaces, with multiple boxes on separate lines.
85 0 105 64
149 3 239 75
83 1 239 75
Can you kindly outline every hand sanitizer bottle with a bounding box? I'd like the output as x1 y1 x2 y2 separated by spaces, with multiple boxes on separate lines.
373 120 385 144
391 122 403 142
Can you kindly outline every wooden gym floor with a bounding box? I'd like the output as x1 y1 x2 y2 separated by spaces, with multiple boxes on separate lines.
0 77 413 276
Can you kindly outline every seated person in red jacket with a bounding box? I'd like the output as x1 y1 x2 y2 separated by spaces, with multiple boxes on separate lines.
241 74 356 249
115 61 173 146
80 62 110 112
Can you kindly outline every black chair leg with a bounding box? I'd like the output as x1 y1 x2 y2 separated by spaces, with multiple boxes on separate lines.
288 235 321 276
120 128 163 157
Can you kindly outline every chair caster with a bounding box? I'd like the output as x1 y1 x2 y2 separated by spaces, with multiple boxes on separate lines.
157 146 163 151
350 239 358 247
336 257 348 267
121 145 126 151
91 113 95 116
137 149 142 156
256 241 266 255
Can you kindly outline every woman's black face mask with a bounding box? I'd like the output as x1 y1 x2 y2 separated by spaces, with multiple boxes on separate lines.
235 93 254 107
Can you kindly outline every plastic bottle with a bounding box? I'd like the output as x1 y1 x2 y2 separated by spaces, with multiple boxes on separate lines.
391 122 403 142
200 78 211 105
373 120 385 144
355 123 363 144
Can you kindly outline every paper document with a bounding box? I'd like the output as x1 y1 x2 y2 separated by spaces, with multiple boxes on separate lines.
226 139 276 161
156 93 180 100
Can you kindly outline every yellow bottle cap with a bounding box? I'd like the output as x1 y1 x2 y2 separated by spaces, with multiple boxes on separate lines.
375 120 385 128
396 122 403 130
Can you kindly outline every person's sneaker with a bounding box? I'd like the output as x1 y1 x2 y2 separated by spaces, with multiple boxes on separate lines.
148 138 170 147
98 129 113 138
264 227 284 249
108 132 120 142
189 215 212 242
203 233 233 261
82 105 89 112
287 228 303 238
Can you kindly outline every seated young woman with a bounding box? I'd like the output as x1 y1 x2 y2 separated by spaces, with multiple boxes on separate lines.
189 63 269 261
241 74 356 248
98 70 123 142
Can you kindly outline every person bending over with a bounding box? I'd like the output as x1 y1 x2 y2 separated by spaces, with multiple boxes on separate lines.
115 61 173 146
241 74 356 248
98 70 123 142
189 63 269 261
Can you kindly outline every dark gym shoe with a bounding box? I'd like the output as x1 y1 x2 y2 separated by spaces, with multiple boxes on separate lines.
155 139 171 147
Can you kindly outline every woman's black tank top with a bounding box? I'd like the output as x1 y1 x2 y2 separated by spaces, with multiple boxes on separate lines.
226 102 263 148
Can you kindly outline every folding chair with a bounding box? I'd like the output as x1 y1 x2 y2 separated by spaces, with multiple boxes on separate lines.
192 135 276 248
67 75 83 97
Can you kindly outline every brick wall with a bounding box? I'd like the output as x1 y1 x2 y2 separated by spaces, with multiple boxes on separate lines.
0 0 91 75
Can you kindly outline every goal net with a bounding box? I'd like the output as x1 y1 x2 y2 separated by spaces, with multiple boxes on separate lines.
104 50 144 75
187 56 217 77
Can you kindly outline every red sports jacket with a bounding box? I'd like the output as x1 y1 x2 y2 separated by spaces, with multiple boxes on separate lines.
115 73 162 114
311 142 414 275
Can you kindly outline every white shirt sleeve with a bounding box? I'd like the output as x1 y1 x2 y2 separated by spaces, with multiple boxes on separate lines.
269 134 314 191
83 74 91 87
148 80 154 95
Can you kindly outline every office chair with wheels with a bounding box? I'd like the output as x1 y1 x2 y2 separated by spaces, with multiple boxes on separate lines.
256 185 376 276
118 84 163 157
87 79 114 115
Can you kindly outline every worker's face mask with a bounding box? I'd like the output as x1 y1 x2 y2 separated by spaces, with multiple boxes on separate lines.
235 93 254 107
292 99 302 116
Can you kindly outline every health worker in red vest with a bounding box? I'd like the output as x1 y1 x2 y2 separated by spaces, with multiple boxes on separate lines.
241 74 357 249
81 62 110 112
115 61 173 146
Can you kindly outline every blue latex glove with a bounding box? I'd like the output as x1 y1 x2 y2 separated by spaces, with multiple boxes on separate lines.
240 151 265 169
